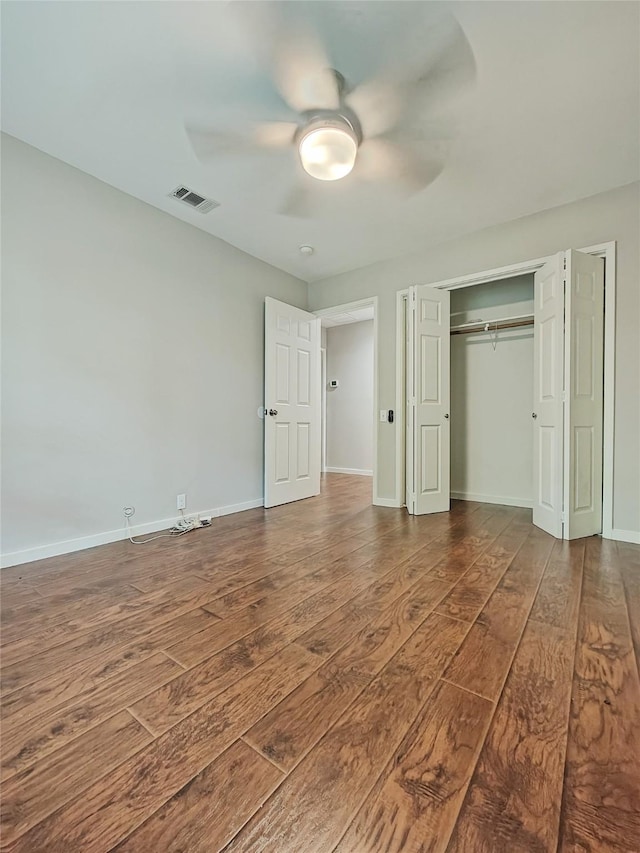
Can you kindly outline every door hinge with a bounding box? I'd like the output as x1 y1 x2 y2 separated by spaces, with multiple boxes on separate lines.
562 391 567 402
561 511 566 523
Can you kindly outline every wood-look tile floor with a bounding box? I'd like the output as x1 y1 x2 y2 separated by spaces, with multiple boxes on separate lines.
1 474 639 852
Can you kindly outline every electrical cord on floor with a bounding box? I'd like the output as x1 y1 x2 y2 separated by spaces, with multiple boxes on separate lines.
125 514 194 545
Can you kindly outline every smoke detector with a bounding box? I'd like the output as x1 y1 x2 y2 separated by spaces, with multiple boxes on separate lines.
299 245 315 256
169 186 219 214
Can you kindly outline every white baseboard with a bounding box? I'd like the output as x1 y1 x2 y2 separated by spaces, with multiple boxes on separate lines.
325 467 373 477
451 491 533 509
603 528 640 545
0 498 264 569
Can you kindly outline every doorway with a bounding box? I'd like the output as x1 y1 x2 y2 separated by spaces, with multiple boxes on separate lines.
396 242 616 540
314 298 378 503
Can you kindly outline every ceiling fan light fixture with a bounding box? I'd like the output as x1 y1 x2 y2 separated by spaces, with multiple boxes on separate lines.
298 119 358 181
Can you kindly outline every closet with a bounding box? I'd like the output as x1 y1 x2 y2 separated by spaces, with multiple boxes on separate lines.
405 249 605 540
449 274 534 510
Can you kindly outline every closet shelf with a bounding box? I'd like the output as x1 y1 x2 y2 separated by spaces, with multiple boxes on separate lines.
450 314 534 336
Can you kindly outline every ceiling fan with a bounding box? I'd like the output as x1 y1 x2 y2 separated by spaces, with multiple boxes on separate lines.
185 2 476 216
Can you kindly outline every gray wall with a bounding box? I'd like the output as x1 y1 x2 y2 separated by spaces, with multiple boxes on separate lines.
1 135 307 561
326 321 374 474
450 277 534 506
308 182 640 535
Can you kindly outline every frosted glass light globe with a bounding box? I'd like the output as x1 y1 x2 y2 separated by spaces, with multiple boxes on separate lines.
299 124 358 181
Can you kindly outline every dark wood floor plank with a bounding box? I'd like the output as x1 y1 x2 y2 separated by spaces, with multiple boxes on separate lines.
111 739 283 853
1 653 182 781
618 541 640 679
446 616 581 853
558 538 640 852
528 539 585 630
435 516 531 623
206 532 375 617
334 679 493 853
1 584 143 645
294 548 448 660
130 569 379 734
245 575 452 771
167 545 383 669
0 575 223 669
0 608 216 723
7 644 321 852
0 711 152 846
224 613 469 853
443 528 554 701
294 508 513 664
0 582 41 611
0 592 221 695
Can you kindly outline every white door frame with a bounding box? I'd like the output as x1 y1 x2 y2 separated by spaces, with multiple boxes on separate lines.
314 297 379 503
320 346 327 474
395 241 616 539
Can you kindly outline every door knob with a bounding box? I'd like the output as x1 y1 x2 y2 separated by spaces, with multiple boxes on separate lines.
532 412 538 419
444 413 449 419
269 409 278 416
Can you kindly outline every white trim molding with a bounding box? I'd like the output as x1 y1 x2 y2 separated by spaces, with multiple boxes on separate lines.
451 491 533 509
395 289 409 514
325 467 373 476
0 498 264 568
604 528 640 545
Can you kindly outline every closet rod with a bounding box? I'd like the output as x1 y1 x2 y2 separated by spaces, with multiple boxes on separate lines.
450 317 534 336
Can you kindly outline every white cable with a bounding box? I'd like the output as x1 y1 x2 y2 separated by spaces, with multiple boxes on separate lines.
125 515 193 545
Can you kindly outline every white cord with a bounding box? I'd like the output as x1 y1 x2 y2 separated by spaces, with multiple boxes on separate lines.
125 515 193 545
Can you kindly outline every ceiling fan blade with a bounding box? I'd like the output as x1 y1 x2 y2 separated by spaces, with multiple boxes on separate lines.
185 121 297 163
401 15 476 124
345 80 403 139
355 138 445 193
253 121 299 148
230 1 340 112
346 11 475 142
273 38 340 113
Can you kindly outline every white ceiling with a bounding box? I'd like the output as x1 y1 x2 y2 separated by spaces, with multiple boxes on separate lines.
2 1 638 283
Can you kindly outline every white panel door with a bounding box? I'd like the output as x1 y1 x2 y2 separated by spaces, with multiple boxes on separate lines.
409 285 451 515
564 250 604 539
264 297 321 508
533 253 565 537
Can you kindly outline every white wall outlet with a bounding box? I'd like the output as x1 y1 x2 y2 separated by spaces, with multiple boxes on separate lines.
379 409 388 423
177 494 186 510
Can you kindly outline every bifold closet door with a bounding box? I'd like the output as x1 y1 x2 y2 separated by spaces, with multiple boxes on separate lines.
407 285 451 515
563 249 604 539
532 250 604 539
532 254 565 538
